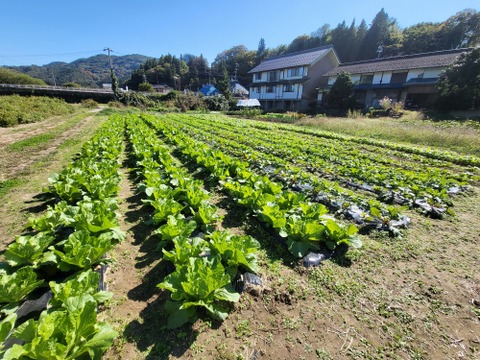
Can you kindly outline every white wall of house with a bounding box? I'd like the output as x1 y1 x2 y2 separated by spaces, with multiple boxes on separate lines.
249 87 260 99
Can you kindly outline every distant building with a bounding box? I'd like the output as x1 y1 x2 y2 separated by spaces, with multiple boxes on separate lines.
198 83 220 96
320 48 471 109
152 84 173 94
248 45 340 112
102 83 112 90
230 79 249 97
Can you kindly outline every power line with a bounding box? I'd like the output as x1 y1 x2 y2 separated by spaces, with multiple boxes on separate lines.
0 50 103 59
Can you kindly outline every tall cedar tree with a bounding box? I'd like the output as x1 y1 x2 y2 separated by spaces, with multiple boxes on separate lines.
358 9 390 60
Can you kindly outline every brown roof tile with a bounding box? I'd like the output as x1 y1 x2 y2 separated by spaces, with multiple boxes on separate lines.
324 48 471 76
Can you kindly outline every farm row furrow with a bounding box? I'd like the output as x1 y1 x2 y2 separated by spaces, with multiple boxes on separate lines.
0 115 126 359
124 114 260 328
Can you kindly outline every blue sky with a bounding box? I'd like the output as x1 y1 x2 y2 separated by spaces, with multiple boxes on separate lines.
1 0 478 66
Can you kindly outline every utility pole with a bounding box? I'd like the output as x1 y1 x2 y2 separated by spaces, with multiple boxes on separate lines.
104 47 119 100
103 47 113 70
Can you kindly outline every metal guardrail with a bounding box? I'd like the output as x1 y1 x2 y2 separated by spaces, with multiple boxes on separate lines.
0 83 113 94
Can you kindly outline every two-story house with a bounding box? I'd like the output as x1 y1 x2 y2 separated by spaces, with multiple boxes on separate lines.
248 45 340 112
320 48 471 109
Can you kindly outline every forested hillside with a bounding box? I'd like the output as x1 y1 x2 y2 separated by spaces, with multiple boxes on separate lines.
4 54 150 88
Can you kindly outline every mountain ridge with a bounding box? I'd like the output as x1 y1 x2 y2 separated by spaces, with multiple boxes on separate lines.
4 54 151 87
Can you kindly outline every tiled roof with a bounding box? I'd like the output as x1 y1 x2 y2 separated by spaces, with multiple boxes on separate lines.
324 48 470 76
248 45 335 73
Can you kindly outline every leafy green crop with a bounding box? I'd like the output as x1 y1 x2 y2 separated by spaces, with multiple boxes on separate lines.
2 296 117 360
49 270 112 308
53 230 117 272
208 231 260 274
158 256 240 328
0 266 43 303
4 233 55 267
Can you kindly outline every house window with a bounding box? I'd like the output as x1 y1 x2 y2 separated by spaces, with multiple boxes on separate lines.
251 87 259 93
266 86 275 93
283 84 295 92
287 67 301 77
390 72 408 84
254 73 261 81
360 74 373 84
268 71 279 82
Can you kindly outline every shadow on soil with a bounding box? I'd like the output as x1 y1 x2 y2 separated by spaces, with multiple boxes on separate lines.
120 155 200 359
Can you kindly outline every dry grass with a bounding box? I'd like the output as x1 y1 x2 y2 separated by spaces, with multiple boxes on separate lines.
297 114 480 157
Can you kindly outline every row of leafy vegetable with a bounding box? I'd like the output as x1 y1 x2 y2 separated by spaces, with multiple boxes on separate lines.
142 114 361 259
0 115 126 359
160 114 411 234
229 113 480 168
178 113 468 174
125 114 260 329
168 113 474 217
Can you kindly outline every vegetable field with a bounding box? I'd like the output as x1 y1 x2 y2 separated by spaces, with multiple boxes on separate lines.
1 112 479 359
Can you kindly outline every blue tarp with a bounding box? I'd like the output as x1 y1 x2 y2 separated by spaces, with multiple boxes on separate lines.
198 84 220 96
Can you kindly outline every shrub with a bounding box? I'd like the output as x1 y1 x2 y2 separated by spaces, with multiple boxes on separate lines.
204 95 229 111
138 82 154 92
0 68 46 85
174 92 206 112
80 99 98 108
0 95 74 127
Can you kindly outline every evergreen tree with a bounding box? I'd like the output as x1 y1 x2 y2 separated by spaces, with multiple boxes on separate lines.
359 9 390 60
325 72 357 111
255 38 267 65
351 19 368 61
330 21 350 62
216 61 232 101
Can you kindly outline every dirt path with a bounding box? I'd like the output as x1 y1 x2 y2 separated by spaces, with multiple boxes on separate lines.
0 110 102 182
0 108 103 147
0 110 106 250
102 162 169 359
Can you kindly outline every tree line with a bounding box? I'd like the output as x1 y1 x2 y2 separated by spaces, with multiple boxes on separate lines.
124 8 479 92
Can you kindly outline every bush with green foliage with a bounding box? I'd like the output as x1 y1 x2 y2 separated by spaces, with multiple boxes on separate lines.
0 95 74 127
0 68 46 85
436 48 480 111
174 92 206 112
203 94 230 111
225 108 263 118
138 82 154 92
80 99 98 108
325 72 358 112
